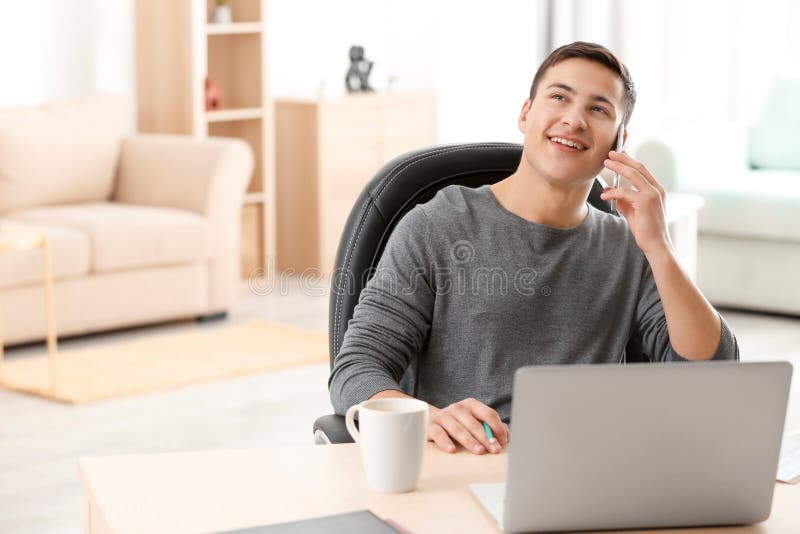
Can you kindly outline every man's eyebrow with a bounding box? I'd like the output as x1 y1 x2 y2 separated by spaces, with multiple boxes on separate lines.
545 83 615 108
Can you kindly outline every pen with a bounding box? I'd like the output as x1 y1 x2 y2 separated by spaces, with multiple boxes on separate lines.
483 421 496 443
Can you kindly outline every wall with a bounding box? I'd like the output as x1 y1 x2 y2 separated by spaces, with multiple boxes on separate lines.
0 0 134 107
3 1 799 145
0 0 543 144
267 0 543 143
549 0 800 143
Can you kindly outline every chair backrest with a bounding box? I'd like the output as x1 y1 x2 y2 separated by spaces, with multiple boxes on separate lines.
328 143 617 367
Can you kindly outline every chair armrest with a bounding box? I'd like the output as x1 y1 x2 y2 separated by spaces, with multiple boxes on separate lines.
313 414 355 445
114 133 253 217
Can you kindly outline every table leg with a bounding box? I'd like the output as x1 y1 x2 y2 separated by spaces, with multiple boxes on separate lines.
41 236 59 394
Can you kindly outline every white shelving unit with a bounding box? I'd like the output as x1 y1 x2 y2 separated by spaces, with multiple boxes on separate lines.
135 0 275 279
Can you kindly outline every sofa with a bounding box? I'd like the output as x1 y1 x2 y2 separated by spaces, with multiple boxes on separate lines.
0 94 253 345
635 78 800 315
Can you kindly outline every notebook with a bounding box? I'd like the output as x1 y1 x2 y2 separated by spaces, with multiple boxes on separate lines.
215 510 403 533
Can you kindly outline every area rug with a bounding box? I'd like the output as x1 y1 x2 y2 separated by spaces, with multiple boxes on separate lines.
0 321 328 404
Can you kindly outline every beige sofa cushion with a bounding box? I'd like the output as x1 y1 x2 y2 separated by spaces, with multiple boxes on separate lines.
0 94 130 215
0 222 91 288
6 203 211 272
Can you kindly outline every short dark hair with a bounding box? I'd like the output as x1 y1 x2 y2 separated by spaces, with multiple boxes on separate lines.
529 41 636 126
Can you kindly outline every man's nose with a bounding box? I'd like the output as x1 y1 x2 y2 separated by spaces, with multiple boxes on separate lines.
561 109 587 130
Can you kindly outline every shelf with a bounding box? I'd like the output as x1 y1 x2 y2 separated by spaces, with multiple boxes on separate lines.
207 32 262 109
244 192 264 204
206 22 262 35
138 0 272 278
206 108 263 122
241 204 264 278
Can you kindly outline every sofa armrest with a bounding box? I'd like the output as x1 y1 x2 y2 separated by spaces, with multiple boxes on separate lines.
114 134 254 311
633 121 749 191
114 134 253 217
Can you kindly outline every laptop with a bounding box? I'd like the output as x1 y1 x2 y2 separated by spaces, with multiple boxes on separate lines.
470 361 792 533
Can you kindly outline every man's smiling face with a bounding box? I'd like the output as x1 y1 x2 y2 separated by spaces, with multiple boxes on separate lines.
518 57 626 188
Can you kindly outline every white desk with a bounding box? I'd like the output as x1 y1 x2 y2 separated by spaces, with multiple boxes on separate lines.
80 441 799 534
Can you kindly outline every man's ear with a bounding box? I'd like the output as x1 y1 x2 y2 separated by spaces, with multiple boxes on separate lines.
518 99 533 133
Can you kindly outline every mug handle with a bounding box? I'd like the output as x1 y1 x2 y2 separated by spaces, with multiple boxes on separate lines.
345 404 361 444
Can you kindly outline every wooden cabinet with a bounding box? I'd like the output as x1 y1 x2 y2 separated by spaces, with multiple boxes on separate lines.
275 93 437 277
135 0 274 279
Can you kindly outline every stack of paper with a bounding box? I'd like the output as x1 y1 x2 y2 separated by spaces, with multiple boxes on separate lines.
778 431 800 484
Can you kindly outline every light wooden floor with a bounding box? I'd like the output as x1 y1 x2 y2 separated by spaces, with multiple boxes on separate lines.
1 277 799 534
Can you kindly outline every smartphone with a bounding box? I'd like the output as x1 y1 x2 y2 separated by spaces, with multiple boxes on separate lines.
610 125 626 213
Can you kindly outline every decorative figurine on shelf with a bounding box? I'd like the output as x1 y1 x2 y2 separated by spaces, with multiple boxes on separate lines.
345 45 374 93
205 76 224 111
211 0 232 24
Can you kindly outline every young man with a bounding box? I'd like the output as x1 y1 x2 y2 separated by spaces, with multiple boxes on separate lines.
328 42 739 456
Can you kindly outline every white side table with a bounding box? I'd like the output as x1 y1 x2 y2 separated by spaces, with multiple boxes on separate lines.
665 192 705 282
0 222 59 393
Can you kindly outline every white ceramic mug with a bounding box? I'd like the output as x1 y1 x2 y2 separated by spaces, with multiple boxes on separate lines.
345 398 429 493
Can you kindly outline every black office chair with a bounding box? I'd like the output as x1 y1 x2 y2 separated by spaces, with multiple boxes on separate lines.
312 142 631 445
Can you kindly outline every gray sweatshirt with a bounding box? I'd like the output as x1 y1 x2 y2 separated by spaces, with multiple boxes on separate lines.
328 184 739 421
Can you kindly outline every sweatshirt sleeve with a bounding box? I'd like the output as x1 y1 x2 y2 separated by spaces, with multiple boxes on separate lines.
632 261 740 362
328 206 436 415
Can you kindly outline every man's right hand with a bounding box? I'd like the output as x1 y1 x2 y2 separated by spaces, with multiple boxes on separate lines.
428 398 510 455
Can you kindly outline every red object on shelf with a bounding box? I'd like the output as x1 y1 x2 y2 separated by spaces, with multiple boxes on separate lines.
205 76 223 111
